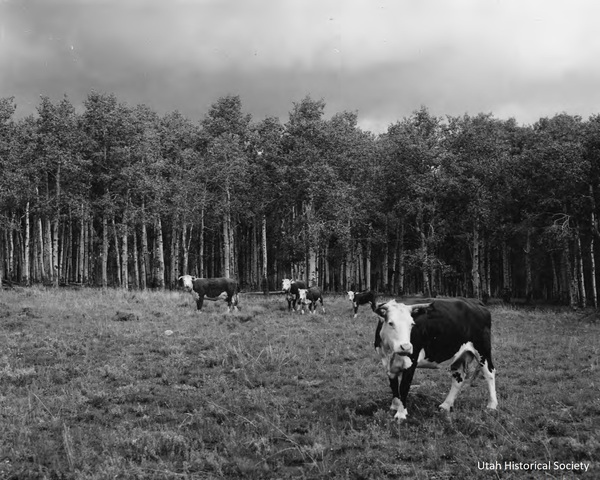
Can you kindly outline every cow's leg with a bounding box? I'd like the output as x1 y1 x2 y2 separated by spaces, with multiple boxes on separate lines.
353 302 358 319
389 374 410 421
481 359 498 410
320 297 325 314
389 376 406 420
225 291 240 313
476 334 498 410
374 320 383 349
196 295 205 311
396 365 417 421
440 352 476 411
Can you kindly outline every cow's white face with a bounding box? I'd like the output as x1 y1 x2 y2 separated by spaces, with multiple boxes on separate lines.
376 300 430 376
282 278 292 292
347 291 355 301
297 288 307 302
179 275 196 292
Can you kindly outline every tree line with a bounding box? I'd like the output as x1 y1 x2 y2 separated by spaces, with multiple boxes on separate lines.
0 91 598 307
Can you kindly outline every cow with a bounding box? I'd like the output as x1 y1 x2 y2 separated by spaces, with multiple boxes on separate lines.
178 275 239 312
297 287 325 314
282 278 306 311
374 297 498 421
347 290 377 318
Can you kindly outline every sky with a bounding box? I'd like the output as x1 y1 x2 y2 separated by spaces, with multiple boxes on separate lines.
2 0 600 133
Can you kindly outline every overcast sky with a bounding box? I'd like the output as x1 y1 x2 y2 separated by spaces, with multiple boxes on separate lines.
2 0 600 133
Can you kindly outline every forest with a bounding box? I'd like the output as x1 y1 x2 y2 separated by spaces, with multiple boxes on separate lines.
0 92 598 307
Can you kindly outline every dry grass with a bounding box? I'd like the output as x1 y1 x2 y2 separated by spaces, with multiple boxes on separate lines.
0 288 599 479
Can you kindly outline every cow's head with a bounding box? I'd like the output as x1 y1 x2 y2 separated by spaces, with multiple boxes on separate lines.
282 278 292 292
347 291 355 302
375 300 431 376
297 288 308 302
178 275 196 292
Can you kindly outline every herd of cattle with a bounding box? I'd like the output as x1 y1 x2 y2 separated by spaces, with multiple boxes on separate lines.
177 275 498 422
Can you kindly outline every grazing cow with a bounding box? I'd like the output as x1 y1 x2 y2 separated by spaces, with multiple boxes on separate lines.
297 287 325 314
374 298 498 421
178 275 239 312
282 278 306 311
347 290 377 318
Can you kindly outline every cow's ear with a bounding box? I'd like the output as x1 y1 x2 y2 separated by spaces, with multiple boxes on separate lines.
409 303 431 317
375 303 388 318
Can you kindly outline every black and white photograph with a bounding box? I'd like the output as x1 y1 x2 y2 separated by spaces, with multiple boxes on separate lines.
1 1 599 478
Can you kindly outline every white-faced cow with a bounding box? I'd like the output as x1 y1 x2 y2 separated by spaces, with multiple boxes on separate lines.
178 275 239 312
297 287 325 314
374 298 498 421
282 278 306 311
347 290 377 318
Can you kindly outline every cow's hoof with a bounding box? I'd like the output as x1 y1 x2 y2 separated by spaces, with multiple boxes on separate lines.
486 402 498 410
393 409 408 421
439 403 453 412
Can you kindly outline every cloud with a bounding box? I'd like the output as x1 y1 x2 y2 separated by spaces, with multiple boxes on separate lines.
2 0 600 131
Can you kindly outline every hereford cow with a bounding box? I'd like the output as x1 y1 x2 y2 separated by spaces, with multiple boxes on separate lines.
347 290 377 318
374 297 498 421
297 287 325 314
178 275 239 312
282 278 306 311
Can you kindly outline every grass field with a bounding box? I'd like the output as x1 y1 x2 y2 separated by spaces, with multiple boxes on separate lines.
1 287 599 479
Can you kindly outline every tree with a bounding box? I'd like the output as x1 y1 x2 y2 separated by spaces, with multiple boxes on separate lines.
0 97 17 285
281 96 330 285
440 113 511 299
517 114 588 306
249 116 285 291
380 107 444 295
200 95 251 279
82 91 129 288
35 95 89 286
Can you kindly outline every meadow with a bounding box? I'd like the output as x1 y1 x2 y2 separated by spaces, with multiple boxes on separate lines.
0 287 598 479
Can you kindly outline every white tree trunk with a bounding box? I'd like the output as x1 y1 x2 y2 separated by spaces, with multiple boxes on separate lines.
78 205 85 283
155 217 165 289
471 221 481 299
102 215 108 289
261 214 268 291
121 223 128 290
24 202 30 285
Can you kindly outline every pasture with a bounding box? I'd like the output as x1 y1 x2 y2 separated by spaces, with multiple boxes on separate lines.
0 288 598 479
